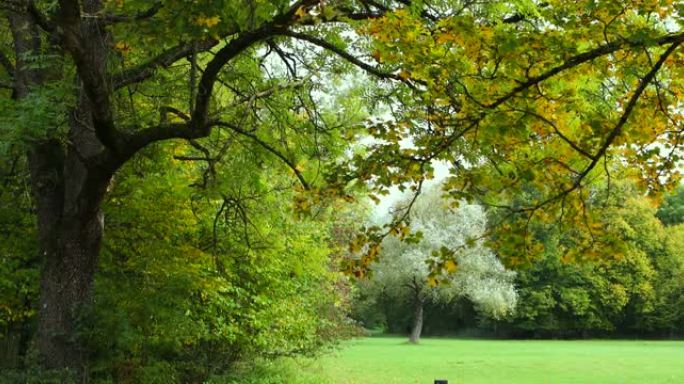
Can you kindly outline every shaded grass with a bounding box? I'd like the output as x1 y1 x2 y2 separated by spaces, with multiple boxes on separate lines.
207 358 325 384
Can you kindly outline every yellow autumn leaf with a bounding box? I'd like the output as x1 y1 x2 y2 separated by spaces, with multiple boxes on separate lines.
113 41 131 55
294 6 308 19
435 33 456 45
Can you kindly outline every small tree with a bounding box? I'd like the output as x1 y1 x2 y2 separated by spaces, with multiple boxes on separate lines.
367 187 517 343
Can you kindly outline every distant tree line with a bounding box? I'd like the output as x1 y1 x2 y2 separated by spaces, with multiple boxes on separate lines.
352 183 684 339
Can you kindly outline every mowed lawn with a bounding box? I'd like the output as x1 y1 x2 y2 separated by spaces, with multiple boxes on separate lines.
304 337 684 384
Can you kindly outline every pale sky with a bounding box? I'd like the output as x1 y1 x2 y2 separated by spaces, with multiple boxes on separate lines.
371 160 451 220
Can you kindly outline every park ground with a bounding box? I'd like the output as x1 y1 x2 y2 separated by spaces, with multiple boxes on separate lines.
227 336 684 384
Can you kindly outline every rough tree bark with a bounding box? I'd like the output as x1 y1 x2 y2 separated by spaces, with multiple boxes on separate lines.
31 145 111 371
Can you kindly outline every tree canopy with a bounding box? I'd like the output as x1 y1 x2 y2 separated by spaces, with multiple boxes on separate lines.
340 0 684 273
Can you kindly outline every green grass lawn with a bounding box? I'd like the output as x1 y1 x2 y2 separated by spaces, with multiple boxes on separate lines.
294 337 684 384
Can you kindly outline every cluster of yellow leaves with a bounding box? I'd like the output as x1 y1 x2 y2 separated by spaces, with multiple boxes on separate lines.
113 41 132 55
195 14 221 28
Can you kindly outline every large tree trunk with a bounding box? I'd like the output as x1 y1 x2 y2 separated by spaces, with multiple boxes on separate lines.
34 213 104 372
7 1 114 373
6 0 287 377
29 140 112 374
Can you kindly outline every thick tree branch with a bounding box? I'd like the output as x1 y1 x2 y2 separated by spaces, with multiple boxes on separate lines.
27 1 55 32
102 2 163 24
120 0 319 160
113 0 327 92
6 1 43 98
487 31 684 110
279 30 405 82
393 0 437 21
160 105 190 122
2 0 55 32
190 29 274 131
112 39 217 90
121 122 196 160
57 0 80 24
57 0 128 154
191 0 319 128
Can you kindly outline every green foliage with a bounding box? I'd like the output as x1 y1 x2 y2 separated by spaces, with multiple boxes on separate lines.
510 250 655 335
338 0 684 273
353 179 684 338
0 202 36 335
69 144 355 383
0 76 74 154
0 157 37 346
207 358 327 384
656 185 684 226
0 367 77 384
6 0 684 381
507 188 684 337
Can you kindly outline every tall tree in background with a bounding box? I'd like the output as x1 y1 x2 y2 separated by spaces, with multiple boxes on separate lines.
363 187 516 343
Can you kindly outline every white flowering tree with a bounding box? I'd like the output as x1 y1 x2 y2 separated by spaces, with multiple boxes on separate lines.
369 187 517 343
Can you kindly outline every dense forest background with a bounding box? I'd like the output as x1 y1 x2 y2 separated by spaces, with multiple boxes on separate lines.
352 183 684 340
353 188 684 338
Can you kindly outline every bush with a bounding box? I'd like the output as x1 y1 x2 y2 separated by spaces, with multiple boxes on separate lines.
207 358 328 384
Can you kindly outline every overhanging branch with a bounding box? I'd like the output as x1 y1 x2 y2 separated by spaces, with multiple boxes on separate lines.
279 30 406 83
112 0 320 164
112 39 218 90
102 2 163 24
487 31 684 110
210 120 310 190
504 41 682 214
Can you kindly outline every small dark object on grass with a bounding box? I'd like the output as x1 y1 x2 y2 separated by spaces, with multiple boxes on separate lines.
434 380 448 384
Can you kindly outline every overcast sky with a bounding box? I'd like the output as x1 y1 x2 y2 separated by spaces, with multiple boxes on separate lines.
371 160 451 220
